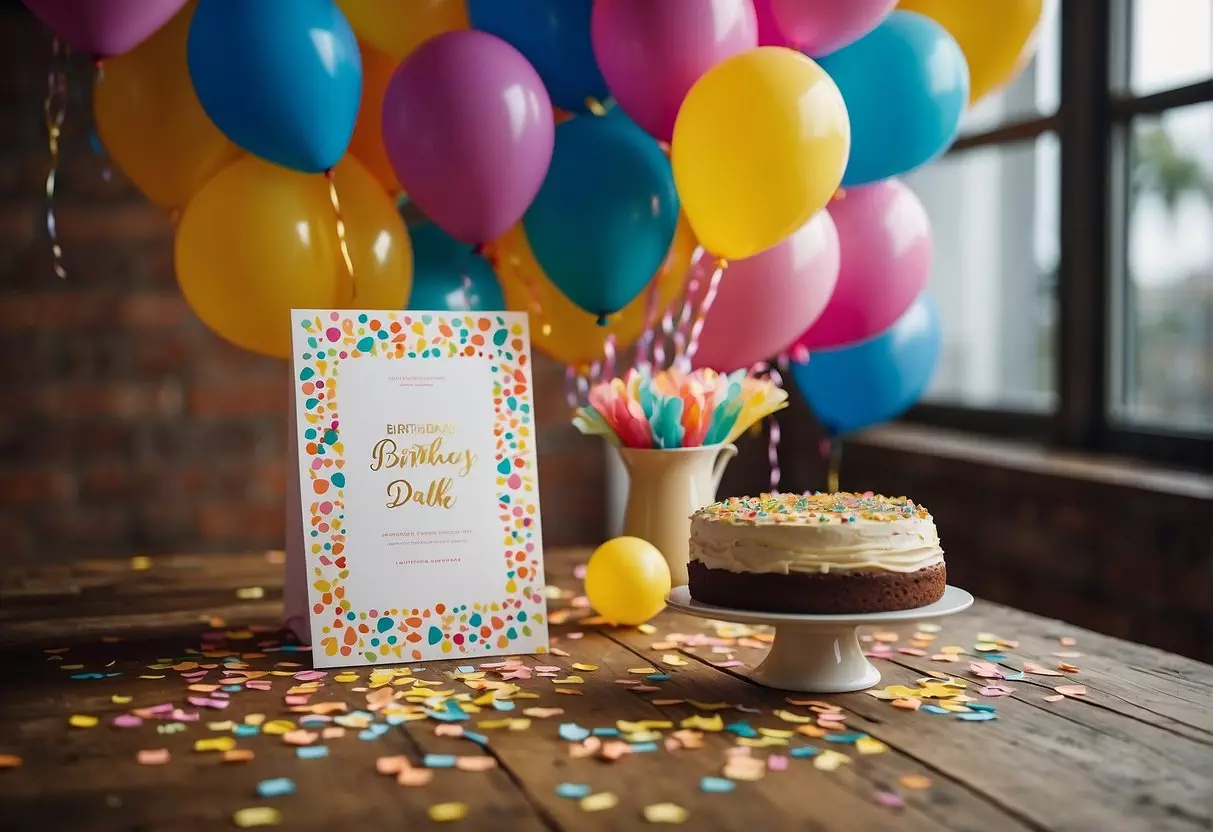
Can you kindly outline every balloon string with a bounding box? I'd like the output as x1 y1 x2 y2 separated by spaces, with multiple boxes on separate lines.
678 257 726 371
669 245 706 367
324 170 355 303
43 36 68 280
564 364 581 410
635 275 663 370
766 364 784 493
601 332 618 381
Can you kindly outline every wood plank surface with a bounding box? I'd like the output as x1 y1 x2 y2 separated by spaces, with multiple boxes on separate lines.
1 549 1211 831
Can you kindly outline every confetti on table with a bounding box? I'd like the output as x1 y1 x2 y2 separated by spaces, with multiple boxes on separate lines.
643 803 689 824
700 776 735 793
427 803 468 823
556 783 592 799
68 715 98 729
875 791 904 810
256 778 296 799
232 807 281 828
135 749 170 765
398 767 435 787
559 723 591 741
195 737 237 752
580 792 620 812
813 750 851 771
423 754 457 768
856 736 888 755
571 663 599 672
899 774 932 790
662 655 688 667
295 746 328 760
130 556 152 571
454 756 497 772
1043 694 1065 702
1054 685 1087 697
223 749 256 763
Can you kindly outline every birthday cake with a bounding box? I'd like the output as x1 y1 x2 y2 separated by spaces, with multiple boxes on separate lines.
687 492 945 614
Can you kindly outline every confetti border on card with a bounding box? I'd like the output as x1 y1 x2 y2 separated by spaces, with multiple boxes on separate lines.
293 311 547 662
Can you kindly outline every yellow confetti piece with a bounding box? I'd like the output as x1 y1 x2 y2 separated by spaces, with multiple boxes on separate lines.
856 736 887 755
235 586 265 600
262 720 296 736
571 663 599 672
940 645 965 654
554 688 583 696
686 700 731 711
737 736 788 748
916 622 942 633
637 623 657 634
661 654 688 667
244 714 266 726
428 803 468 823
130 555 152 571
813 750 851 771
680 714 724 732
334 673 359 683
194 737 237 752
111 695 132 705
580 792 619 812
233 807 281 828
207 720 234 731
552 676 584 685
796 724 827 738
60 664 85 671
627 667 659 675
757 727 795 740
773 709 814 724
899 774 932 790
644 803 689 824
68 715 98 729
722 758 765 781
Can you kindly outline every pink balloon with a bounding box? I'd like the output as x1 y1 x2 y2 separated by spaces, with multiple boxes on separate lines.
382 31 554 244
753 0 791 47
592 0 757 143
793 180 933 351
769 0 896 56
23 0 188 58
691 211 840 372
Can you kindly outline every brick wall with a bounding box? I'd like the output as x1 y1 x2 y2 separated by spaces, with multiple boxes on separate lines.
0 6 603 565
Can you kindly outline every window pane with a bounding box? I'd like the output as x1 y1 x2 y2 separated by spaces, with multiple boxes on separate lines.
1115 103 1213 432
904 134 1059 411
1128 0 1213 95
960 1 1060 134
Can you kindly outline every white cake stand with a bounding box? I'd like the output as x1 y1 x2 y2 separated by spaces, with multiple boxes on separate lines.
666 585 974 693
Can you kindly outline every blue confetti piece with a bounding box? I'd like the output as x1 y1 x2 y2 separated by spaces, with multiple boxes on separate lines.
462 731 488 746
823 732 866 744
426 701 469 722
984 653 1007 661
921 705 951 715
347 710 375 721
221 685 243 693
299 715 327 726
456 665 476 673
280 645 306 652
591 727 620 737
958 712 998 722
700 776 736 793
555 783 592 799
233 724 260 737
423 753 457 768
558 723 590 742
1001 671 1026 681
967 703 997 713
384 713 408 726
256 778 296 798
296 745 329 760
725 722 758 738
104 673 122 678
358 724 390 740
645 673 671 682
70 673 105 680
491 699 516 712
629 742 659 753
790 746 822 758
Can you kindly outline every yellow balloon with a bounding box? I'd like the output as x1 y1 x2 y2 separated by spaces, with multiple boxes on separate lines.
175 155 412 358
584 537 672 626
348 41 403 196
898 0 1045 104
337 0 468 62
93 1 238 210
671 47 849 261
492 216 697 367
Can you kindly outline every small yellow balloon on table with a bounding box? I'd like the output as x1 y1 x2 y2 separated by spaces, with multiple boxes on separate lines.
584 537 672 627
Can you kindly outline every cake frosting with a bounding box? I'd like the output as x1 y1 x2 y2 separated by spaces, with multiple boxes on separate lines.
690 492 943 575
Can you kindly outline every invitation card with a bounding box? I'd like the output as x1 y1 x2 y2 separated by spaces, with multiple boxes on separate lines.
285 310 548 668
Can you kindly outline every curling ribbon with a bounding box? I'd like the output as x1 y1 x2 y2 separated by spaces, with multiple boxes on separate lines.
564 364 581 410
678 256 727 372
324 169 355 303
44 37 69 279
766 362 784 493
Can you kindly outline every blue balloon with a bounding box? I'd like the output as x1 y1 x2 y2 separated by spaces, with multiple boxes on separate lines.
468 0 608 112
817 11 968 187
188 0 361 173
407 223 505 312
790 294 941 435
523 114 679 323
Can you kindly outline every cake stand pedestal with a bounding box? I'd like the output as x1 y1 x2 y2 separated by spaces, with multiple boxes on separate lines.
666 585 974 693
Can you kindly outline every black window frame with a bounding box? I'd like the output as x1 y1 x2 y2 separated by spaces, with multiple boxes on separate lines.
901 0 1213 473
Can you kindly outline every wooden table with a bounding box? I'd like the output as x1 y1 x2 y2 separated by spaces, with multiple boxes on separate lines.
2 548 1210 831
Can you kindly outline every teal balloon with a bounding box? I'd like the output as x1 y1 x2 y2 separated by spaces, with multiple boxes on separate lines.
406 223 505 311
523 114 679 323
188 0 362 173
790 294 941 435
818 11 968 187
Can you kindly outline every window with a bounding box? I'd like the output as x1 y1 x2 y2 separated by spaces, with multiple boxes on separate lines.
906 0 1213 470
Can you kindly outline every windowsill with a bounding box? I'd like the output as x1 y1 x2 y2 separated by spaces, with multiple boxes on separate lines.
855 423 1213 500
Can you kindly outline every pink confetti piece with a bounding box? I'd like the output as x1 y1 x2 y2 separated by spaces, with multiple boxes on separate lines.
1023 662 1065 676
134 703 175 717
283 695 310 706
566 632 584 640
293 670 326 682
533 666 561 673
434 725 464 738
979 685 1014 697
549 647 571 657
245 680 273 691
897 648 927 657
631 685 661 693
969 662 1003 679
1053 685 1087 697
376 755 408 775
136 749 170 766
614 679 641 686
187 697 230 710
767 755 789 771
711 660 744 668
111 714 142 728
169 709 200 722
875 792 904 810
1043 694 1065 702
454 756 497 772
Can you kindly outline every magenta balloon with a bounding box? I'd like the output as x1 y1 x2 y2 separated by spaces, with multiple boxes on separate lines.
793 180 932 351
769 0 896 56
753 0 791 47
23 0 188 58
591 0 757 143
691 210 840 373
382 31 555 244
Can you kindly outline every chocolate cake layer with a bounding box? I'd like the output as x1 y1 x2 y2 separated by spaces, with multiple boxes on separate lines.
687 561 946 614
